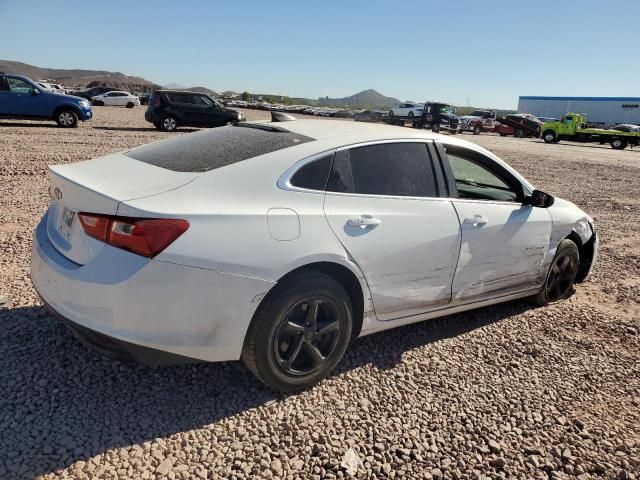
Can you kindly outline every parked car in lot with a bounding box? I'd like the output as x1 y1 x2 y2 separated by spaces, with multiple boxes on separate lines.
388 102 423 119
91 90 140 108
495 113 543 138
70 86 117 100
0 73 92 127
31 119 597 392
138 92 151 105
37 82 66 94
354 109 386 122
145 90 245 131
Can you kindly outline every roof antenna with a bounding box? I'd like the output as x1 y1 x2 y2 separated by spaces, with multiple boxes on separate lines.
271 111 296 122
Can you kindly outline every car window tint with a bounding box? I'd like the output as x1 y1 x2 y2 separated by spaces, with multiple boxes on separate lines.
290 154 333 191
326 150 354 193
347 143 437 197
194 95 214 107
0 76 9 91
7 78 33 94
125 126 314 172
444 146 518 202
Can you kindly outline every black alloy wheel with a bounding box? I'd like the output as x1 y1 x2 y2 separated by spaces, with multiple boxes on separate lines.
273 297 341 376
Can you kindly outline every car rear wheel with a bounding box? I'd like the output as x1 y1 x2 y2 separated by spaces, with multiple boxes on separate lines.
55 109 78 128
126 102 134 109
160 115 178 132
530 239 579 306
514 128 525 138
431 123 440 133
611 138 628 150
473 125 481 135
241 271 353 392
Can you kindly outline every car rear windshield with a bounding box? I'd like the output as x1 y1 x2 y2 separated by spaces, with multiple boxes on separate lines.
125 125 314 172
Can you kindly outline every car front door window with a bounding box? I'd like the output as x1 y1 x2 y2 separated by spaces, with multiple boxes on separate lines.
446 151 519 202
7 78 34 95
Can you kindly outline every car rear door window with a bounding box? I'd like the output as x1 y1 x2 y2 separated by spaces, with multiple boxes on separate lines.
327 143 437 197
290 154 334 191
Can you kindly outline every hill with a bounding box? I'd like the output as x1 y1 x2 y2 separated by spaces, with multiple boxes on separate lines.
184 86 218 96
0 59 160 92
321 89 400 109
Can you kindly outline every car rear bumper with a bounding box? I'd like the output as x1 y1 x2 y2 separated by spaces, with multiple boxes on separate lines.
31 214 273 363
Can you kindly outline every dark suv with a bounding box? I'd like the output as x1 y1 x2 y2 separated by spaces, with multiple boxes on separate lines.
145 90 245 131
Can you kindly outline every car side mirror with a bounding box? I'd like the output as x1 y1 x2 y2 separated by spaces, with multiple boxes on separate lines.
525 189 554 208
31 89 40 95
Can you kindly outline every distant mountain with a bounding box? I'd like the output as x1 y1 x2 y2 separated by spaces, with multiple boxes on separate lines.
164 82 186 89
0 59 160 92
184 86 218 96
322 89 400 108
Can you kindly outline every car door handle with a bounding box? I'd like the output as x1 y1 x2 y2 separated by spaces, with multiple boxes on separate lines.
347 215 382 228
462 214 489 226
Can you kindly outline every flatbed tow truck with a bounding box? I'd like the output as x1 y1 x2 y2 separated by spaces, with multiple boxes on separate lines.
387 101 460 133
542 113 640 149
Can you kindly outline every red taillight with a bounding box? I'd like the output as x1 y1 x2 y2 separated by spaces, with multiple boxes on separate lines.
153 93 161 107
78 213 189 258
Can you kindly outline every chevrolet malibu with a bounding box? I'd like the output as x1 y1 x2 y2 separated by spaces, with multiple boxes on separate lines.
31 119 598 392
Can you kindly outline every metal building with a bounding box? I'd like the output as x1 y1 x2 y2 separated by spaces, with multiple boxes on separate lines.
518 96 640 126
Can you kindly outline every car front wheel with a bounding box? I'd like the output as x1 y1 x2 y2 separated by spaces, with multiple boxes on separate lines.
530 239 579 306
241 271 353 392
55 109 78 128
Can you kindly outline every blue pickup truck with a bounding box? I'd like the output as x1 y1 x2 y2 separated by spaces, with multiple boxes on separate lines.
0 73 92 127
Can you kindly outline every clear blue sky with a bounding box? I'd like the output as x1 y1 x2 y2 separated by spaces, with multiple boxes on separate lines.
1 0 638 108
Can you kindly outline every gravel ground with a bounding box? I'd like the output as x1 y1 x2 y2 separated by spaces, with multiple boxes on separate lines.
0 107 638 480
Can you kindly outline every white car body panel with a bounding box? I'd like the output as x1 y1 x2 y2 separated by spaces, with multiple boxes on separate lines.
324 193 460 320
30 120 597 363
391 103 423 117
450 200 552 302
93 91 141 106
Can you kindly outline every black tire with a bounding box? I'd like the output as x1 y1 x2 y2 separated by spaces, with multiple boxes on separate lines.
126 102 134 109
431 123 441 133
55 109 78 128
241 271 353 393
499 133 507 137
542 130 556 143
160 115 178 132
96 100 104 106
225 119 238 126
473 125 481 135
450 129 457 135
408 111 414 118
514 128 524 138
611 138 627 150
530 239 580 306
388 110 394 119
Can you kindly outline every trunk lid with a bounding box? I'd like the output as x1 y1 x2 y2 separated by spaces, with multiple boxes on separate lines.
46 152 197 265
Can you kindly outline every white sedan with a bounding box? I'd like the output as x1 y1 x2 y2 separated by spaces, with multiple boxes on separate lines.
389 102 423 119
31 119 597 392
91 90 140 108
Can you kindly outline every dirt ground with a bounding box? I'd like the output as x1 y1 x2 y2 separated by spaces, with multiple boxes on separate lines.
0 107 638 479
